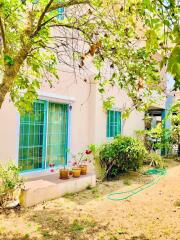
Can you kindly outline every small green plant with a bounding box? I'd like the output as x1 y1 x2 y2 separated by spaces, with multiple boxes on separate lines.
42 230 50 237
123 179 132 186
63 192 76 199
23 233 30 239
86 184 92 190
88 144 106 180
174 200 180 207
146 153 165 168
70 220 84 232
0 162 24 206
91 187 100 198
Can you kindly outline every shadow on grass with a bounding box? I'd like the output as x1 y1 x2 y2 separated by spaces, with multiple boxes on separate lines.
24 208 106 240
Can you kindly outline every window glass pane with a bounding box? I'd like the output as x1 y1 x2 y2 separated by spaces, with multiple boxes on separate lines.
19 101 69 171
19 101 46 171
57 7 65 20
47 103 68 167
107 110 121 138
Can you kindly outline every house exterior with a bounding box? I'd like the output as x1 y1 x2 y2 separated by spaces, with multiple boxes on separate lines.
0 66 179 177
0 68 145 176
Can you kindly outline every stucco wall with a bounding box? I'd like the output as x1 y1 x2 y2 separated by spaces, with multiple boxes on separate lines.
0 70 144 167
93 86 144 144
0 96 19 165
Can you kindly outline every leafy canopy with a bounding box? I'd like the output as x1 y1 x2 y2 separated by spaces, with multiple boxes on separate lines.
0 0 179 112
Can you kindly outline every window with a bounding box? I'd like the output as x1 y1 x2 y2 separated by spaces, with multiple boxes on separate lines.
107 110 121 138
19 101 68 172
57 7 65 20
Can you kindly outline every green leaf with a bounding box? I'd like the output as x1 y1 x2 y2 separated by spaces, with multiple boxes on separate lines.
4 55 14 65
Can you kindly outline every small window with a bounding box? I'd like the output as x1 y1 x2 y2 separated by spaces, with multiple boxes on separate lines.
57 7 65 20
107 110 121 138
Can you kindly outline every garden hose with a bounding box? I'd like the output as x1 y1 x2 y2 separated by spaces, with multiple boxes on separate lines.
107 168 167 201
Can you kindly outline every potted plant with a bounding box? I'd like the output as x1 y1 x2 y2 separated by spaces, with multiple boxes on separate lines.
72 167 81 178
79 150 92 175
69 170 73 177
71 149 92 176
49 163 55 172
59 163 69 179
70 161 81 178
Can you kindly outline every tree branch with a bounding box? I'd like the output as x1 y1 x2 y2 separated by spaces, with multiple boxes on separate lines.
32 0 90 37
0 17 6 51
32 0 54 37
49 23 93 43
48 0 90 12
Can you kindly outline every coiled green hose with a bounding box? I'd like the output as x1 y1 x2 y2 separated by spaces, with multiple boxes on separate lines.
107 168 166 201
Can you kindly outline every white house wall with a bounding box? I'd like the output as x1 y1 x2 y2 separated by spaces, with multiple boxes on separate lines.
0 70 144 167
0 96 19 165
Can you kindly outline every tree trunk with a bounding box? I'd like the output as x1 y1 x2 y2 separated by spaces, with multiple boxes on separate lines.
0 82 9 108
0 74 15 108
0 44 32 109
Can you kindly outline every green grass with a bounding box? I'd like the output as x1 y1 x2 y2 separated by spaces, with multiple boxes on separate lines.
23 233 30 239
42 230 50 237
86 184 93 190
123 178 132 186
91 187 100 198
69 217 97 234
174 200 180 207
63 192 76 198
70 220 84 232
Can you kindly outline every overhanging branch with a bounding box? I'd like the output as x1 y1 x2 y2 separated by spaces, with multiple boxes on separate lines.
32 0 54 37
48 0 90 12
0 17 6 51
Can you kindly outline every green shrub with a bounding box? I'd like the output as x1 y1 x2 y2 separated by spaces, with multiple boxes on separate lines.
145 152 165 168
99 136 147 178
0 162 24 206
88 144 106 180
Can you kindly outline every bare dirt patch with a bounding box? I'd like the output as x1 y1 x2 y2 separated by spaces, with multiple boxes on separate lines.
0 160 180 240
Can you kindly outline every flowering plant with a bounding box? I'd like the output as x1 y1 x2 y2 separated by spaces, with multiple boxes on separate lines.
49 163 55 172
71 149 92 167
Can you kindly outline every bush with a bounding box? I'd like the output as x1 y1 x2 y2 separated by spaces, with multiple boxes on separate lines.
145 152 165 168
99 136 147 178
88 144 106 180
0 162 24 206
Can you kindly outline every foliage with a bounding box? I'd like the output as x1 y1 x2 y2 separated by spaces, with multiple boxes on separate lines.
141 0 180 90
145 152 165 168
167 102 180 152
136 103 180 156
0 162 24 206
0 0 179 113
88 144 106 180
136 124 172 153
71 149 92 166
99 136 147 179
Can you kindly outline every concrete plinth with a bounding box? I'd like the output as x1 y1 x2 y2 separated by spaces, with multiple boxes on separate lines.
20 172 96 207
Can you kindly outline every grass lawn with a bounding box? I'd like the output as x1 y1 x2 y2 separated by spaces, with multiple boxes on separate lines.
0 159 180 240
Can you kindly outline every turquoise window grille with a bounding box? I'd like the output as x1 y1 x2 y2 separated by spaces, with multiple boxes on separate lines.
19 101 68 172
47 102 68 167
57 7 65 20
107 110 121 138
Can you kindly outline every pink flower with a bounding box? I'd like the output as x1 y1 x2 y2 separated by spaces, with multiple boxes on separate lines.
50 169 55 172
49 163 55 168
72 161 77 166
85 150 92 155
